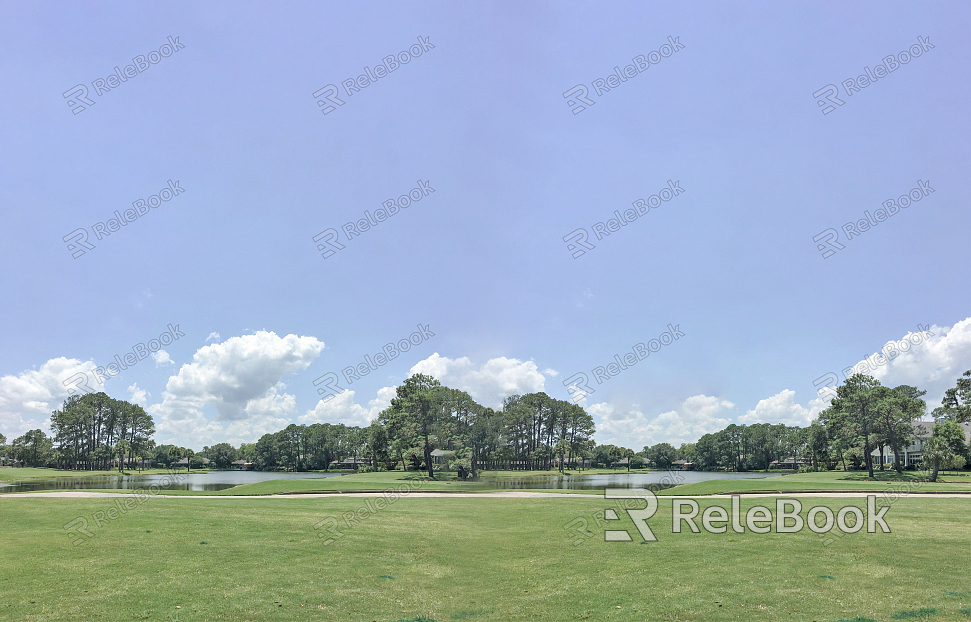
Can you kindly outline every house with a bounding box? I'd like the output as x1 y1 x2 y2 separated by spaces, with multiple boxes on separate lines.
552 456 593 468
110 457 153 468
430 449 456 466
231 459 253 470
870 420 971 468
770 457 808 469
329 456 370 470
672 459 694 470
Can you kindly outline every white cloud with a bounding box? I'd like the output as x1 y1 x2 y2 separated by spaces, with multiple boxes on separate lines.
148 331 324 446
298 351 553 431
843 318 971 408
543 368 559 378
591 395 734 450
409 353 546 408
300 386 396 427
128 383 149 406
738 389 830 426
152 350 174 366
739 318 971 429
0 357 104 438
206 332 220 342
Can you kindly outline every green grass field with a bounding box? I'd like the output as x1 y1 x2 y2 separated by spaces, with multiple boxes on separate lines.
658 470 971 496
0 494 968 621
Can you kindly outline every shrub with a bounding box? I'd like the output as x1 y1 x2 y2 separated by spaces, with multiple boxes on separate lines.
357 465 374 473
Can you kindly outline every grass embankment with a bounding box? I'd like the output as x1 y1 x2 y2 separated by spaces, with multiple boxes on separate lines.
0 467 207 482
660 469 971 496
200 471 490 495
223 469 662 496
479 467 663 477
0 495 968 621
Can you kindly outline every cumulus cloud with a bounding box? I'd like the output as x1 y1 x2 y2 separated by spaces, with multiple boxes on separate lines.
409 353 546 408
738 390 831 426
591 395 735 449
738 319 971 429
842 318 971 407
543 368 559 378
148 331 323 445
0 357 104 438
308 353 552 430
128 383 149 406
300 386 397 427
151 350 174 366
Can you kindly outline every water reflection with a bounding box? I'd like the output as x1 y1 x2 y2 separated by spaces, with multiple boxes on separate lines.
0 469 786 494
482 470 785 490
0 470 342 493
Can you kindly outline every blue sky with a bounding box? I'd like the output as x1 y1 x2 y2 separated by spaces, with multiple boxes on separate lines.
1 1 969 450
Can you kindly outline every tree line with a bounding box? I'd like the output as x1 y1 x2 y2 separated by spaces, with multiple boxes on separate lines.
666 370 971 482
4 370 967 481
3 393 157 471
240 374 596 478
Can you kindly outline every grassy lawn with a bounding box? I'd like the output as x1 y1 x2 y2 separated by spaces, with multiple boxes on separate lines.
0 495 968 621
478 468 664 477
659 470 971 496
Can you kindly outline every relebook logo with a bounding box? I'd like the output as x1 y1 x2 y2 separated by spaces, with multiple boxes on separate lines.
592 489 890 543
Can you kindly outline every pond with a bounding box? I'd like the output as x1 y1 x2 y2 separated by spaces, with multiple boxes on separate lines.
0 470 344 493
482 470 785 490
0 469 786 494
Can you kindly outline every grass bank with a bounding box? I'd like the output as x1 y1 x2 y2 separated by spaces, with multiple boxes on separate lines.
0 495 967 621
659 469 971 496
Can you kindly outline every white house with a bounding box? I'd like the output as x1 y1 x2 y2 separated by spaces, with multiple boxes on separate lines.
870 420 971 467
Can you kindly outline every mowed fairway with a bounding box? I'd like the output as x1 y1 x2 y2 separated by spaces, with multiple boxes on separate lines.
0 495 968 622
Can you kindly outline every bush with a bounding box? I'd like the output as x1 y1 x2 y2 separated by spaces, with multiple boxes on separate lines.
797 465 815 473
188 456 205 469
357 465 374 473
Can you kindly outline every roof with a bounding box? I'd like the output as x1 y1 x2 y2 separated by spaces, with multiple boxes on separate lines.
915 420 971 441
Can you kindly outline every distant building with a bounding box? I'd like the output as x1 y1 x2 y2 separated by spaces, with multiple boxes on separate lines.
552 456 593 468
329 457 370 469
231 459 253 470
769 457 808 469
672 459 694 470
430 449 456 466
870 421 971 467
108 457 153 468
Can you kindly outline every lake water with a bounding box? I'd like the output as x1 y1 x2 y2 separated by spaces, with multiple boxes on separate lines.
482 470 784 490
0 469 784 493
0 470 343 493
